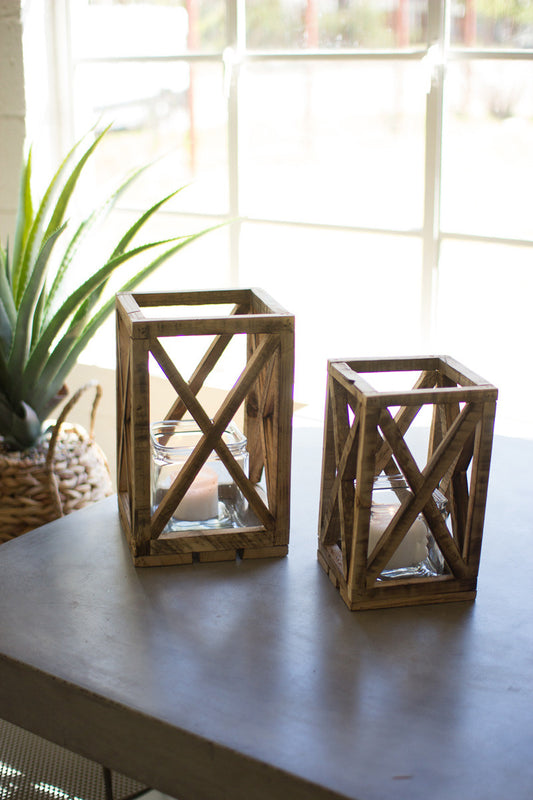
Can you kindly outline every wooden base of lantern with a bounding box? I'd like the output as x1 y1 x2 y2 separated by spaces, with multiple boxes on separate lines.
116 289 294 566
317 356 497 611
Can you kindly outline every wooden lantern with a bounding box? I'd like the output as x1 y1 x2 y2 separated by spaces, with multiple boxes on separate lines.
317 356 498 611
116 289 294 566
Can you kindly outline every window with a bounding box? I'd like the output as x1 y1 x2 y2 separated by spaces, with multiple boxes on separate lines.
23 0 533 436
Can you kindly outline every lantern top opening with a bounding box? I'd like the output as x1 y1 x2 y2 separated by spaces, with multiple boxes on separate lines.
328 355 498 409
116 288 294 339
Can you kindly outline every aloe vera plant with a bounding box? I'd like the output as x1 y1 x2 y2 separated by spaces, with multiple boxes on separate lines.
0 127 215 450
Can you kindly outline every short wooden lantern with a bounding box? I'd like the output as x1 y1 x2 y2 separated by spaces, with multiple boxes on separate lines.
116 288 294 566
317 356 498 611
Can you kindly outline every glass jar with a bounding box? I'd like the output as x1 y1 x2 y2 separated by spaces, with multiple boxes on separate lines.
366 474 447 580
150 420 249 532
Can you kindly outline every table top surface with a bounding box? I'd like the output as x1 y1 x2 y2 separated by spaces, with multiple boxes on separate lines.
0 426 532 800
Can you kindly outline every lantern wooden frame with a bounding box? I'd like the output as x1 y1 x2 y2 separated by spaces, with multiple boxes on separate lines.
317 356 497 611
116 289 294 566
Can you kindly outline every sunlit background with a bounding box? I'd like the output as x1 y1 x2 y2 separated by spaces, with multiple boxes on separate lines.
21 0 533 436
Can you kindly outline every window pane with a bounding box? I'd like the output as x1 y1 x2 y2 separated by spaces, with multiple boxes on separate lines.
239 61 426 229
436 240 533 438
184 0 226 52
245 0 428 50
450 2 533 48
240 223 423 409
74 0 226 54
72 62 228 214
441 60 533 240
72 1 189 57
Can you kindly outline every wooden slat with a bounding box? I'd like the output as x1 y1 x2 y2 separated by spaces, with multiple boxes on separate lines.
348 404 381 600
257 345 279 511
241 545 288 559
165 303 249 421
250 286 293 316
129 336 152 554
151 527 273 554
365 385 496 409
129 287 254 309
115 313 131 497
317 376 341 547
128 315 293 339
440 354 496 389
331 379 356 574
318 405 360 549
462 399 497 575
245 332 265 484
341 355 443 374
272 328 294 545
330 360 376 398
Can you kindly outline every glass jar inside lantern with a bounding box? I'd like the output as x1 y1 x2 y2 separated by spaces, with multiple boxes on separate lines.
366 474 448 580
150 420 249 533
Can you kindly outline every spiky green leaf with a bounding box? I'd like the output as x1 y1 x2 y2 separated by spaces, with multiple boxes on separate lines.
0 298 13 357
13 126 110 306
110 186 184 260
0 251 16 330
8 224 66 393
10 147 34 285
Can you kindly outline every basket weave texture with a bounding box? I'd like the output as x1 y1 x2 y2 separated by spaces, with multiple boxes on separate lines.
0 382 113 543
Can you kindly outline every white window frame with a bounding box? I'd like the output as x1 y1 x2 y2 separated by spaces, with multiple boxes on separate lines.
36 0 533 340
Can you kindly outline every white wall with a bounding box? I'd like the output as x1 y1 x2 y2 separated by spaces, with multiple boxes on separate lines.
0 0 25 240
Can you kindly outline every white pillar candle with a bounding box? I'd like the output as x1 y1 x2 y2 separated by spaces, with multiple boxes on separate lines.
157 464 219 522
369 505 428 570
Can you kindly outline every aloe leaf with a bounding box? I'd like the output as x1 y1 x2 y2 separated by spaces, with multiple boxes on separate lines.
0 241 6 279
41 213 96 328
22 234 187 396
43 162 164 328
0 252 16 329
87 187 185 318
0 342 9 388
30 285 47 348
14 126 110 306
8 224 66 392
3 240 11 286
43 126 111 245
11 147 34 283
33 225 220 417
0 298 13 357
109 186 184 259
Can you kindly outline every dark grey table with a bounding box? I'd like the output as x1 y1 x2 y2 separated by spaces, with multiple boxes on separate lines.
0 427 531 800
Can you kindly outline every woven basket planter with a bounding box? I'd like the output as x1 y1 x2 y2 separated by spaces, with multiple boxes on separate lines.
0 382 113 543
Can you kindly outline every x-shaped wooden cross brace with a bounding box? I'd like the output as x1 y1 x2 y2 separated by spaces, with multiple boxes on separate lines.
149 334 278 538
321 389 482 589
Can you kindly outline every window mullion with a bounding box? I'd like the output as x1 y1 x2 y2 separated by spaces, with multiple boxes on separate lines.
421 0 447 340
226 0 245 285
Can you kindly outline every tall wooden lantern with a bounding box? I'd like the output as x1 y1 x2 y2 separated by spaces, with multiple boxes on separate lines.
116 289 294 566
317 356 497 611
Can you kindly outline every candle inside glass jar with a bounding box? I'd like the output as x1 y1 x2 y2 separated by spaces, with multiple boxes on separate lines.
368 505 428 570
157 464 218 521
